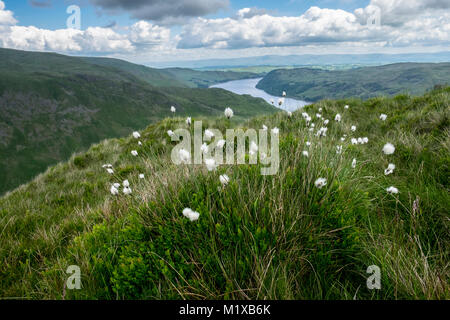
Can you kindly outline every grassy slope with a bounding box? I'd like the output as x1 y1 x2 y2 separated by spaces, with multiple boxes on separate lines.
160 68 261 88
257 63 450 102
0 87 448 299
0 48 276 195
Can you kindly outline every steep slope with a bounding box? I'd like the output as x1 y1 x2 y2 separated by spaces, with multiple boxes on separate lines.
0 87 448 299
0 48 277 194
257 63 450 101
79 56 187 88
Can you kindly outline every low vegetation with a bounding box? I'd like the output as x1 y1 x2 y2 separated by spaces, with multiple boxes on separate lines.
0 86 448 299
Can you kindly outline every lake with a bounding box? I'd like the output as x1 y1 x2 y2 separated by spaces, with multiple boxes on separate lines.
210 78 310 112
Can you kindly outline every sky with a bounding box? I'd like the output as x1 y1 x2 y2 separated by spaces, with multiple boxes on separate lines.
0 0 449 64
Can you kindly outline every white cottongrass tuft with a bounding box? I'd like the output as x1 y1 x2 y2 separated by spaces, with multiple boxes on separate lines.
132 131 141 139
139 174 145 179
287 111 292 118
102 164 113 168
201 143 209 154
316 113 322 119
352 158 357 168
340 137 345 142
123 186 132 195
323 119 329 125
219 174 230 186
262 124 268 131
384 163 396 175
316 127 328 137
362 137 369 144
344 105 349 109
306 141 311 147
170 106 176 113
305 116 312 124
271 127 279 135
183 208 200 221
186 117 192 125
351 138 358 145
216 139 226 149
351 125 356 132
106 168 114 174
204 129 214 140
386 186 399 194
205 158 217 171
224 107 234 119
131 150 138 156
282 91 286 97
318 107 323 112
314 178 327 189
113 183 120 188
249 141 258 155
310 123 315 128
138 141 142 146
382 143 395 155
335 114 341 122
336 145 342 154
380 114 387 121
302 150 309 157
179 148 190 164
123 180 130 187
110 184 119 195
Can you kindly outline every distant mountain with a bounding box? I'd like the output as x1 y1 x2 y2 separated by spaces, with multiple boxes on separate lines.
0 48 276 194
148 52 450 69
256 63 450 102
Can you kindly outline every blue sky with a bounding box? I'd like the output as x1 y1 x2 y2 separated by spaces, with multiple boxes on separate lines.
7 0 370 30
0 0 448 63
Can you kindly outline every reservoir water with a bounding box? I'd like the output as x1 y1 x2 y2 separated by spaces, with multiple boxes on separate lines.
210 78 310 112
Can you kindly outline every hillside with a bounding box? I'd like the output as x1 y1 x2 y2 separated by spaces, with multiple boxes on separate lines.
0 48 277 195
160 68 260 88
0 87 448 299
257 63 450 102
81 57 259 88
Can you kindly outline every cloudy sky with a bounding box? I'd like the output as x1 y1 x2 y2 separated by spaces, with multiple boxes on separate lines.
0 0 449 64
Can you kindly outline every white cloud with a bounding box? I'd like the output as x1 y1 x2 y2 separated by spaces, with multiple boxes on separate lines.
0 1 16 25
178 7 385 49
0 2 171 53
178 1 450 50
129 21 171 45
355 0 450 26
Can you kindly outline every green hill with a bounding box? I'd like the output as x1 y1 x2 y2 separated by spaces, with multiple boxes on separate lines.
257 63 450 102
0 48 277 195
160 67 260 88
0 86 448 299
